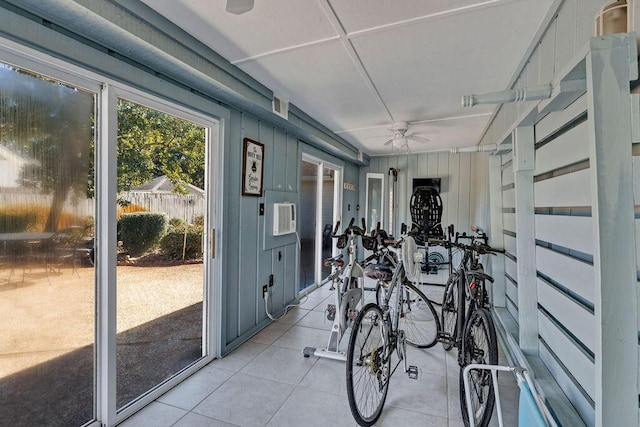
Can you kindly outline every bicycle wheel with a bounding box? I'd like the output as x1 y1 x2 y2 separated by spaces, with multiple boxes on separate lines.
400 282 439 348
459 307 498 427
441 272 459 351
346 303 390 426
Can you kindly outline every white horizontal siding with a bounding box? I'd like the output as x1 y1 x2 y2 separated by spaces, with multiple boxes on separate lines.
502 151 513 166
537 278 595 351
535 215 593 255
507 296 518 321
535 121 589 176
505 257 517 280
535 95 587 142
503 188 515 209
539 313 595 399
502 163 514 186
506 280 518 308
504 234 517 257
539 342 595 427
536 246 594 305
503 212 515 233
534 169 591 207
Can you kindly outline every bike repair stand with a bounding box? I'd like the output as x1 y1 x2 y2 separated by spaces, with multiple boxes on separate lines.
303 232 365 362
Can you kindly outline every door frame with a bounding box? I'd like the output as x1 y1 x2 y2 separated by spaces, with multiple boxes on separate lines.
300 153 343 291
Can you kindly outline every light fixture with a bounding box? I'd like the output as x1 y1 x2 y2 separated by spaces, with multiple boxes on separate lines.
226 0 255 15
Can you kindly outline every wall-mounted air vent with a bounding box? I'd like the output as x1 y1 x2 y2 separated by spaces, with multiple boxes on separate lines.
273 202 296 236
272 95 289 120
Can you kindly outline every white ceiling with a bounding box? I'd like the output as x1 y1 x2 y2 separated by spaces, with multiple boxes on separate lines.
141 0 555 156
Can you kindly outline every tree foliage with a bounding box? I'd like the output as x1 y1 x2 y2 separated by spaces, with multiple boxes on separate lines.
116 100 205 195
0 63 206 231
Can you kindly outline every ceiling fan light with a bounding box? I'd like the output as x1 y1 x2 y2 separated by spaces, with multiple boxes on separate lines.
226 0 255 14
395 136 408 146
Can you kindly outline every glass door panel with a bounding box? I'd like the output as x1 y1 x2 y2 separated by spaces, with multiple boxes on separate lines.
0 63 96 426
115 99 206 408
299 160 317 290
366 173 384 233
320 167 335 279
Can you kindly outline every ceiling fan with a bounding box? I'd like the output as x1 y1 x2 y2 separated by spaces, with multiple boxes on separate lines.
226 0 255 14
383 122 431 147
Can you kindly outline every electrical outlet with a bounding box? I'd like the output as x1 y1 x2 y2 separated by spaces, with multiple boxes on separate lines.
262 285 268 296
269 274 274 287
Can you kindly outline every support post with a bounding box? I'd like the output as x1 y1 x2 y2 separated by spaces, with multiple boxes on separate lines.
489 154 506 308
586 35 639 427
512 126 538 353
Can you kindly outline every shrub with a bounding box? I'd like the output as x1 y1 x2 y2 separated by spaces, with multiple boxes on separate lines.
119 212 168 256
0 206 39 233
168 217 187 228
160 225 203 260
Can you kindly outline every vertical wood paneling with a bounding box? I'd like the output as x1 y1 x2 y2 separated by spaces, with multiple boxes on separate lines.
396 155 409 228
438 153 449 226
448 154 461 232
273 128 286 191
538 17 556 84
224 109 243 344
238 115 260 334
367 152 476 238
285 134 298 192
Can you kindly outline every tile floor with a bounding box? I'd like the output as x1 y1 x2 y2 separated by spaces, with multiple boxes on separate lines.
120 281 519 427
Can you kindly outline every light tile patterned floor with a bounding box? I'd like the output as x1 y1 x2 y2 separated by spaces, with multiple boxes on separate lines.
120 281 519 427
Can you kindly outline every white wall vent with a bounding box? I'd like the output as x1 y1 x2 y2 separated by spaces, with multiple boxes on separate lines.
273 202 296 236
272 95 289 119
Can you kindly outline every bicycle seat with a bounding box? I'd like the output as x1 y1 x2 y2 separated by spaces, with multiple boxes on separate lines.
364 263 393 282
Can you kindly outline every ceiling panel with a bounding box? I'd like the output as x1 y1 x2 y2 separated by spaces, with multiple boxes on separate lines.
139 0 556 155
141 0 338 63
328 0 494 34
350 0 552 125
237 40 390 139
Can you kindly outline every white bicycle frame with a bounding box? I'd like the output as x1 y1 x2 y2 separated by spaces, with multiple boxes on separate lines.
303 229 364 362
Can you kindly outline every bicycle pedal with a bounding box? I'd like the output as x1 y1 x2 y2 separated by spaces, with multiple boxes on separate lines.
407 365 418 379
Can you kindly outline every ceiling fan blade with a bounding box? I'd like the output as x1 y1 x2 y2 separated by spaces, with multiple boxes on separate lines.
408 135 430 144
226 0 255 14
383 138 394 146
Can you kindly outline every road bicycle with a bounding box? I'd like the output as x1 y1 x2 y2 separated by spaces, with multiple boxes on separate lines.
430 229 504 427
303 218 373 361
345 232 439 426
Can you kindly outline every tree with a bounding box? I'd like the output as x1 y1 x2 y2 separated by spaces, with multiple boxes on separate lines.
0 64 93 231
0 64 206 231
116 100 205 195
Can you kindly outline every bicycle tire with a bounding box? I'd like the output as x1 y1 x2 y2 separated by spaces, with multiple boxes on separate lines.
400 282 439 348
441 272 459 351
346 303 390 426
459 307 498 427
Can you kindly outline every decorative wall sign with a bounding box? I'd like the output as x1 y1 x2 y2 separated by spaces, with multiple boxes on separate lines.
343 182 357 191
242 138 264 196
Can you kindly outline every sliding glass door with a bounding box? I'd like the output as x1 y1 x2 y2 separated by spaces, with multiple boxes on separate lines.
115 97 210 409
0 45 222 425
0 62 97 426
298 156 341 290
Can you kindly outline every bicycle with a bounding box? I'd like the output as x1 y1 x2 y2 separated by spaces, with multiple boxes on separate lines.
430 231 505 427
345 232 440 426
303 218 372 361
